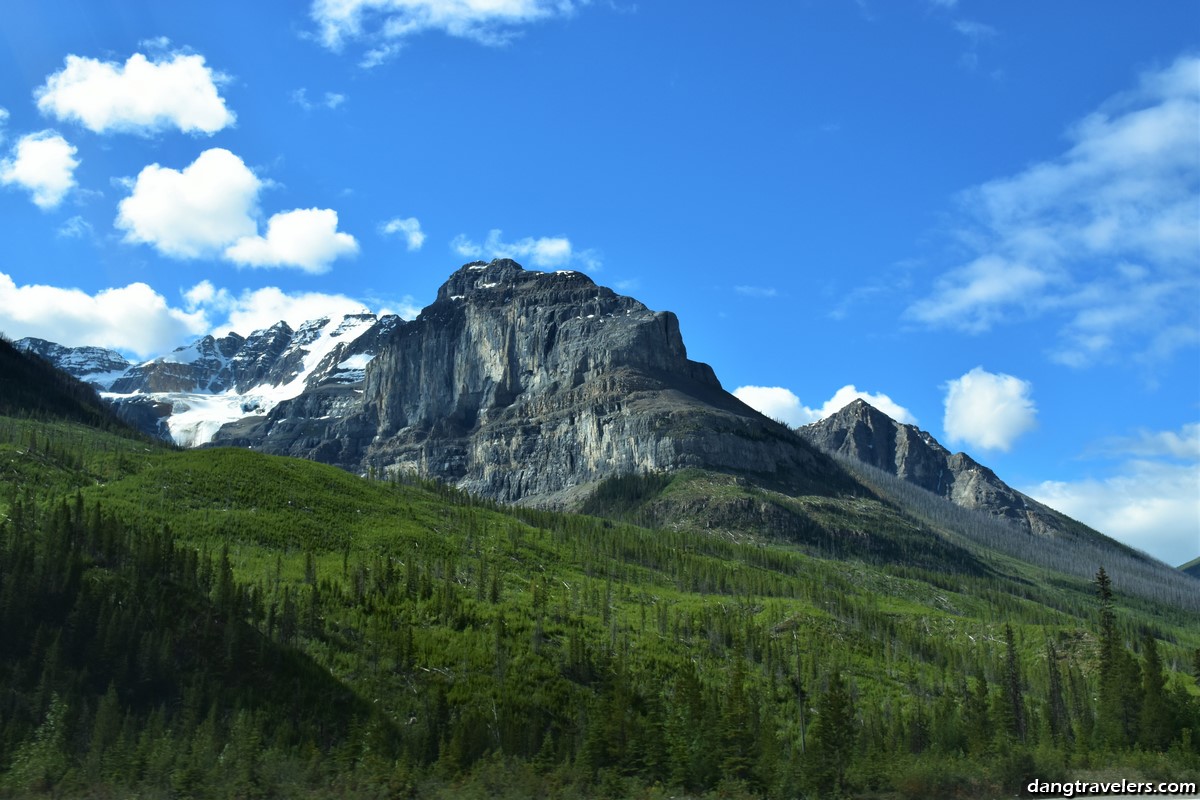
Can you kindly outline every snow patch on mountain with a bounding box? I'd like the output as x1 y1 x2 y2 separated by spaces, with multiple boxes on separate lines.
93 313 390 446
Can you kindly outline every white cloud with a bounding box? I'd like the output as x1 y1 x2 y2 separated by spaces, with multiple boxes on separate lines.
943 366 1036 452
1024 456 1199 567
291 88 347 110
1094 423 1200 461
225 208 359 274
907 55 1200 365
36 52 234 135
733 384 917 428
452 228 599 270
115 149 358 272
311 0 585 58
735 285 778 298
0 107 9 141
0 131 79 209
0 272 417 359
953 20 996 39
381 216 425 250
0 272 207 358
186 281 375 334
57 215 93 239
116 148 260 258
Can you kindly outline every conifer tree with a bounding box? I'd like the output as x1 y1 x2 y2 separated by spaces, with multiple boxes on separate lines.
1003 624 1026 742
1138 633 1171 751
804 671 856 797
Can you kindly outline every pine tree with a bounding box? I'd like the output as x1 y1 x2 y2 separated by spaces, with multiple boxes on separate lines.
804 671 856 797
1002 624 1026 742
1045 639 1069 744
1138 634 1171 751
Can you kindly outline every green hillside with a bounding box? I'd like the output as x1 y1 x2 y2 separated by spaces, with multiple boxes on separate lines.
0 405 1198 797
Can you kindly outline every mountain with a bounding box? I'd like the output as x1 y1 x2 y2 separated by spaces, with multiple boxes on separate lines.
798 398 1108 540
5 302 1199 800
1181 556 1200 578
216 259 854 507
0 336 130 431
15 336 132 388
25 313 400 446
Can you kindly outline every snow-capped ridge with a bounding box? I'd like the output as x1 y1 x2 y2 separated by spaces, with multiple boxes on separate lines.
28 312 400 447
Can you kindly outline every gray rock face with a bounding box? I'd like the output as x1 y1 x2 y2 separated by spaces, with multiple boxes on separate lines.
799 398 1067 536
218 259 850 506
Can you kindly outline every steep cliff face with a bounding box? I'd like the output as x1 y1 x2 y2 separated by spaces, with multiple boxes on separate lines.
799 398 1071 536
223 260 850 505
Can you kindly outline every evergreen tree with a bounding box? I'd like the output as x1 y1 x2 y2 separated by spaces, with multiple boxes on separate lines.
1045 639 1069 744
1002 624 1027 742
804 671 856 797
1138 633 1171 751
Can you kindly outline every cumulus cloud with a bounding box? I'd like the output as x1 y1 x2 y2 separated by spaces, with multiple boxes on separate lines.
1023 433 1199 567
0 272 207 358
115 148 357 272
452 229 599 270
225 208 359 274
942 366 1036 452
907 54 1200 365
733 384 917 428
0 271 421 359
36 51 234 135
0 131 79 209
116 148 260 258
380 216 425 250
311 0 586 60
184 281 373 334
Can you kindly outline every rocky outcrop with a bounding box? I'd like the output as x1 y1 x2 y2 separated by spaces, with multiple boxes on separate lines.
218 260 854 506
799 398 1072 536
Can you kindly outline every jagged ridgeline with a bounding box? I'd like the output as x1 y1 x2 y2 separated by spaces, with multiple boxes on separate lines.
3 270 1199 799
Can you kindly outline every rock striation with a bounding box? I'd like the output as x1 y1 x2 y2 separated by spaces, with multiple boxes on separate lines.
216 260 852 505
799 398 1073 536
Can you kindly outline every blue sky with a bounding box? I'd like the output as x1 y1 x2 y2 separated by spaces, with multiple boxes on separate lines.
0 1 1197 565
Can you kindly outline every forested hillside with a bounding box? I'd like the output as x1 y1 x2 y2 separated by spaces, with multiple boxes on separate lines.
1 411 1198 799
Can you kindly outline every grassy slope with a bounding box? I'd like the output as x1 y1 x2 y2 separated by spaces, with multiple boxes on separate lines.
3 415 1198 798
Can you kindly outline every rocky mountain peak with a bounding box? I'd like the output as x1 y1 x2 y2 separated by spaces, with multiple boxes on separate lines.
216 259 847 506
433 259 600 308
799 400 1073 537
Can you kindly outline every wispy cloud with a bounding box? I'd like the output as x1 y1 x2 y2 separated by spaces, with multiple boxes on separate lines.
734 285 778 298
57 215 93 239
291 88 347 111
452 229 600 271
380 216 425 250
311 0 588 65
907 54 1200 367
1023 420 1200 566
